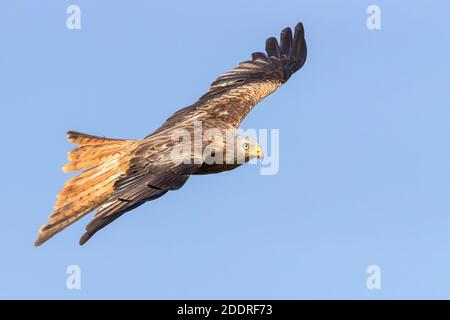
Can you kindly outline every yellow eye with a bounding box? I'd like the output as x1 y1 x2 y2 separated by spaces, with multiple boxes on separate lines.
243 143 249 150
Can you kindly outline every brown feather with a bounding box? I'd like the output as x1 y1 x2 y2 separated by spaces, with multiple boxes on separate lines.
151 22 307 135
35 22 308 246
66 130 127 146
34 132 138 246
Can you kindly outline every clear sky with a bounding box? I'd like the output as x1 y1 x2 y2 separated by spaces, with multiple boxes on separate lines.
0 0 449 299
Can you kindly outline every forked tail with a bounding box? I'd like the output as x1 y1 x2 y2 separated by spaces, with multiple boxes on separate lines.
34 131 138 246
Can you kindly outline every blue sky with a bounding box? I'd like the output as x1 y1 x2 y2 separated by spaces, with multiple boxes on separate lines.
0 0 449 299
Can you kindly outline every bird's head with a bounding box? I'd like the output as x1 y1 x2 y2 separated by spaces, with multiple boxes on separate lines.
235 136 264 163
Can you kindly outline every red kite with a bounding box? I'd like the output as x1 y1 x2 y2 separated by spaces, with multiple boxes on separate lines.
35 22 307 246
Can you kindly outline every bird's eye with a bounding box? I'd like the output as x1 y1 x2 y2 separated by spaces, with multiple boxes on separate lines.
243 143 249 150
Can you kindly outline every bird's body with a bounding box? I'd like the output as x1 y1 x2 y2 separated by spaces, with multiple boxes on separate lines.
35 22 307 246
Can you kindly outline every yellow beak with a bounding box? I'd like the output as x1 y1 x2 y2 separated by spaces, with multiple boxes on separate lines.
256 147 264 161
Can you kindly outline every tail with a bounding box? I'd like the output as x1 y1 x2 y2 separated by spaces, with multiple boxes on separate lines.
34 131 138 246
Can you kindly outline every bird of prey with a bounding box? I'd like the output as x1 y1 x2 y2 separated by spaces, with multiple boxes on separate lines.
35 22 307 246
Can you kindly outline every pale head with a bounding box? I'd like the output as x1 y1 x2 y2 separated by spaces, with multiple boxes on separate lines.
233 135 264 164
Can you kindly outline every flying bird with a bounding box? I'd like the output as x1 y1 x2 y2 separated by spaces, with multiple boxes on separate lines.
35 22 307 246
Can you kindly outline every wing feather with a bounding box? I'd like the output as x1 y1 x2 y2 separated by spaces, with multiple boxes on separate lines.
78 140 200 245
152 22 307 134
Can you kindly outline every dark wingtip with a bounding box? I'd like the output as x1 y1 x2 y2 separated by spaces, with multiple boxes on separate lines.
280 27 292 38
79 233 90 245
279 27 293 58
251 52 267 61
265 36 280 58
295 22 304 35
292 21 307 67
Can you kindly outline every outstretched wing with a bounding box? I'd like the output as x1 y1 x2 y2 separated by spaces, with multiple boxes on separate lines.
78 182 169 245
153 22 307 134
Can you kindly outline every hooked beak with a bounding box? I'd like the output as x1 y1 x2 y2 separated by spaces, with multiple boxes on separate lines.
256 147 264 161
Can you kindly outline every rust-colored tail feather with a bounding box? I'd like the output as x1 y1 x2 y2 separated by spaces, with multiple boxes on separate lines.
34 131 138 246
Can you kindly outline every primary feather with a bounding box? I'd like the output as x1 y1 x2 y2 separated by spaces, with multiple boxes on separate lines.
34 22 307 246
